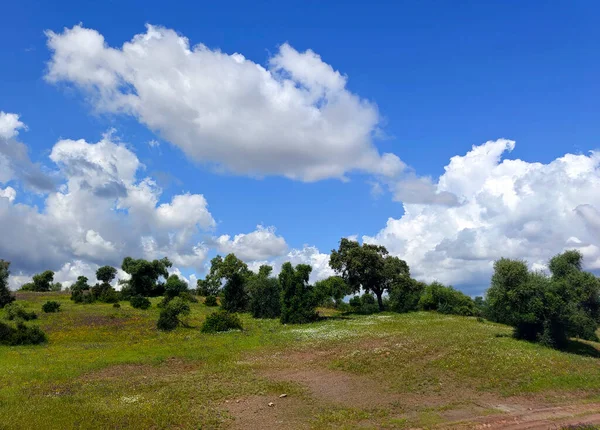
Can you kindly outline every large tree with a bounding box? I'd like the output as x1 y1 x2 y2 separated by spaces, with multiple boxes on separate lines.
216 254 251 313
121 257 172 297
0 260 15 308
329 238 410 311
248 265 281 319
96 266 117 284
196 256 223 296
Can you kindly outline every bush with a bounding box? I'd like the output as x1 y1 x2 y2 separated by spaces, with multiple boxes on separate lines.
5 303 37 321
279 262 318 324
418 282 476 316
157 297 191 331
113 303 121 308
204 295 218 306
201 310 242 333
91 282 120 303
248 274 281 319
388 278 426 313
0 321 47 345
349 293 380 314
42 301 61 313
486 252 600 348
130 295 151 310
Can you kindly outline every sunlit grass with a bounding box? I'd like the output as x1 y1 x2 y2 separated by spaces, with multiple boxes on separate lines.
1 293 599 428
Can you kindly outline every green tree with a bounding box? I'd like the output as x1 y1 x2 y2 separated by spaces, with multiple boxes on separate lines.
196 256 223 296
248 265 281 318
164 274 189 301
121 257 172 297
20 270 55 292
418 282 476 316
388 277 426 313
0 260 15 308
279 262 317 324
330 238 410 311
218 254 251 313
96 266 117 284
157 297 190 331
486 251 600 348
70 276 91 303
313 276 349 308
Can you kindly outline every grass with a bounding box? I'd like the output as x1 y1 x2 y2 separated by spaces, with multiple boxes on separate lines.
0 292 599 429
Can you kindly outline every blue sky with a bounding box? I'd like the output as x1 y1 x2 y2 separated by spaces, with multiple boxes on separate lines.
1 1 599 294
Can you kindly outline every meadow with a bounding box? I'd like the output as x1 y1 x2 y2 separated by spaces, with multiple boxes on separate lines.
1 292 600 429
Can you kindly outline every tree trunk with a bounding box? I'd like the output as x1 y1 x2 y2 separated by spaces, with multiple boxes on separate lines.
376 292 384 311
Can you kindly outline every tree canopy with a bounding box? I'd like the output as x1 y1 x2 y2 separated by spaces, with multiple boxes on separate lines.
330 238 409 310
20 270 55 292
0 260 15 308
121 257 172 297
96 266 117 284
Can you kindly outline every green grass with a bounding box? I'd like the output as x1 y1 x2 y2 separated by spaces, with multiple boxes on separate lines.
1 293 599 429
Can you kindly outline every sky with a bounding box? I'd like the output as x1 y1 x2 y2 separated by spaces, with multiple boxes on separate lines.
1 0 599 295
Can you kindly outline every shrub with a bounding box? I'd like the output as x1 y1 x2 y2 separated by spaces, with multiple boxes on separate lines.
204 295 218 306
42 301 61 313
113 303 121 308
0 321 47 345
388 278 426 313
130 295 151 310
0 260 16 309
70 276 91 303
91 282 120 303
201 310 242 333
486 252 600 348
157 297 191 331
349 293 380 314
279 262 318 324
248 269 281 318
5 303 37 321
418 282 476 316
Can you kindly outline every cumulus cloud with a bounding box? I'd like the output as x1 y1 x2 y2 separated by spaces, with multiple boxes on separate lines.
0 111 56 192
212 225 288 261
365 139 600 295
45 25 404 182
0 114 216 287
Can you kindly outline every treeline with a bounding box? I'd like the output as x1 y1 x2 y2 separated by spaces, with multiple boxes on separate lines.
1 239 599 350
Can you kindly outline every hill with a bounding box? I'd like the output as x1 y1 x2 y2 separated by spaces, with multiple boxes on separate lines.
1 292 599 429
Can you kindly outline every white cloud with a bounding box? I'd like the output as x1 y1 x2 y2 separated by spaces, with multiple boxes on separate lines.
365 139 600 295
45 25 404 182
0 114 215 285
213 225 288 261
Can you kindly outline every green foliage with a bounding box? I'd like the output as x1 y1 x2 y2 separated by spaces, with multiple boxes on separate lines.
279 262 318 324
196 256 223 296
201 310 243 333
50 282 62 292
0 320 47 345
330 238 410 310
157 297 191 331
204 295 218 306
20 270 55 292
418 282 476 316
217 254 251 313
112 303 121 308
164 275 189 301
93 283 120 303
121 256 172 297
348 293 380 314
388 278 426 313
313 276 349 308
96 266 117 284
486 251 600 348
0 260 15 308
4 302 38 321
248 265 281 318
70 276 91 303
42 301 61 313
130 295 151 310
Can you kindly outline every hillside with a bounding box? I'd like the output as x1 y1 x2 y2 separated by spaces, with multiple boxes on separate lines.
1 292 600 429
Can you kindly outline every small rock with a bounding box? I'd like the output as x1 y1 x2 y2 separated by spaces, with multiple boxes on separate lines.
279 394 287 398
268 402 275 407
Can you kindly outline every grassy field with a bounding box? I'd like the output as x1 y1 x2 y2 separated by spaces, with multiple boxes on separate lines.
1 293 600 429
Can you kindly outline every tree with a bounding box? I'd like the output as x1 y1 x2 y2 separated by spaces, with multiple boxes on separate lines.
96 266 117 284
388 277 426 313
218 254 251 313
70 276 91 303
418 282 476 316
313 276 349 308
20 270 55 292
164 274 189 301
248 265 281 318
0 260 15 308
279 262 317 324
157 297 190 331
330 238 410 311
121 257 172 297
197 256 223 296
486 251 600 348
